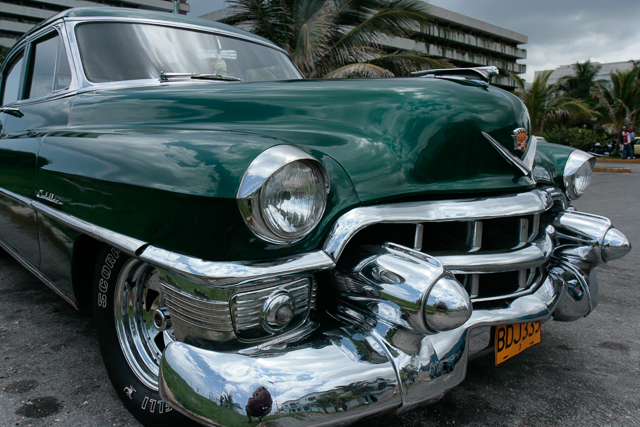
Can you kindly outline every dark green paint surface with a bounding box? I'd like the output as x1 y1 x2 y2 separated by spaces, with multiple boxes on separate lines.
41 77 536 260
2 75 573 262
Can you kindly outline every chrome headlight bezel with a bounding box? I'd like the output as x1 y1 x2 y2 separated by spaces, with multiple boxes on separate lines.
237 145 330 245
563 150 596 200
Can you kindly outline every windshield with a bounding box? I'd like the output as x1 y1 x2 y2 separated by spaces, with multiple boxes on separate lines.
75 22 303 83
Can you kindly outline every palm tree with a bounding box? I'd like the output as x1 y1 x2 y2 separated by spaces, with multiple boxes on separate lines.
557 59 602 103
592 66 640 154
512 70 592 134
218 392 242 411
0 46 9 65
224 0 449 78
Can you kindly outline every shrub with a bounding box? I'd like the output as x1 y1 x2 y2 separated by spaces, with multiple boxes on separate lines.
540 127 600 152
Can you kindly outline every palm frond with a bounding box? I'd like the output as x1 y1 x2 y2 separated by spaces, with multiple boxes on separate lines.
324 62 395 78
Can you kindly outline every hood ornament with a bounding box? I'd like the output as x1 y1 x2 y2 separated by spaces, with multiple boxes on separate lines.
512 128 528 151
481 131 537 177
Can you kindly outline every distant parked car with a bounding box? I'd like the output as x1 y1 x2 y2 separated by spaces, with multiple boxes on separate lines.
0 7 631 427
590 142 613 156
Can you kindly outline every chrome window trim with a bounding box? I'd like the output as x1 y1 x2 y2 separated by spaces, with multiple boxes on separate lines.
323 189 553 261
62 17 300 92
16 24 79 105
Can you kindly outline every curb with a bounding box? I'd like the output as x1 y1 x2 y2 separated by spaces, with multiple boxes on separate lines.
595 158 640 163
593 166 631 173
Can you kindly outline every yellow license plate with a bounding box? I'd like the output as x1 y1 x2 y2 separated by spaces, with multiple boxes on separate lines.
495 321 541 365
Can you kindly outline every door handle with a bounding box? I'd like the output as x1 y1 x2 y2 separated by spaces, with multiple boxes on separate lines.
0 107 24 118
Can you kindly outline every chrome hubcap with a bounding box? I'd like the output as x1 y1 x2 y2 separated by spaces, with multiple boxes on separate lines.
114 259 174 390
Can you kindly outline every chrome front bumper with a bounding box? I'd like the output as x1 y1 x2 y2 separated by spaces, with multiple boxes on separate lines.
153 205 630 427
158 272 563 427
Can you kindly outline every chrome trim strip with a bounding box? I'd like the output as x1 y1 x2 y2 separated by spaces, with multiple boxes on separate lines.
139 246 335 287
323 190 553 261
31 201 146 257
438 233 553 274
481 131 531 176
0 237 78 309
523 135 538 171
0 187 32 206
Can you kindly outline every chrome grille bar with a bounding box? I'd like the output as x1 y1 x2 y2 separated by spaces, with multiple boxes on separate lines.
324 189 553 261
436 233 553 274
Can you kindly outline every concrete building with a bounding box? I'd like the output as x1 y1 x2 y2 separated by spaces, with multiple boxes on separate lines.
534 61 636 87
0 0 190 48
201 3 528 90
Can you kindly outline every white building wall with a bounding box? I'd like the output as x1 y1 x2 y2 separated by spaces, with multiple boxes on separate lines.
534 61 635 86
0 0 190 48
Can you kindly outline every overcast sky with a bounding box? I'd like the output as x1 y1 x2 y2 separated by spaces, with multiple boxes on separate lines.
187 0 640 82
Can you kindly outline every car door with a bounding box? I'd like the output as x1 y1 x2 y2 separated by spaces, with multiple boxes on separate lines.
0 28 75 296
0 45 41 266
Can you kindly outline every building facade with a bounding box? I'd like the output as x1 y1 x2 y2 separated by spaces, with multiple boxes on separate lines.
202 3 528 90
0 0 190 48
534 61 636 87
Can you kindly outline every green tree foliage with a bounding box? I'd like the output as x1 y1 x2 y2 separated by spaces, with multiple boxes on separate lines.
592 66 640 154
224 0 449 78
0 46 9 65
541 127 600 152
557 59 602 105
512 71 592 134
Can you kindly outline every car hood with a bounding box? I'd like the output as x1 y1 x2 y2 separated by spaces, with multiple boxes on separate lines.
70 78 534 202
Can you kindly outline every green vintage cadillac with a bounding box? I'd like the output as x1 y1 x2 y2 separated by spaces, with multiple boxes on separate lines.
0 7 631 427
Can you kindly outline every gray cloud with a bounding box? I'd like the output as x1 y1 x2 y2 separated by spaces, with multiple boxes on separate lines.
429 0 640 80
188 0 640 81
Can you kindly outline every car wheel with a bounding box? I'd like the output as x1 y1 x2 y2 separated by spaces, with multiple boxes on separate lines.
93 245 191 426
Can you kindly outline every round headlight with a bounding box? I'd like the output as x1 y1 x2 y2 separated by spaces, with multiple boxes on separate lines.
237 146 330 245
260 161 327 241
563 150 596 200
571 161 592 197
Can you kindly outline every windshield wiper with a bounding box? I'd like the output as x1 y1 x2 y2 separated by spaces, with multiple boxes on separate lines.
160 72 242 82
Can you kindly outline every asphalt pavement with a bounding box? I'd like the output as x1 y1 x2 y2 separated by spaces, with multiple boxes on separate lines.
0 163 638 427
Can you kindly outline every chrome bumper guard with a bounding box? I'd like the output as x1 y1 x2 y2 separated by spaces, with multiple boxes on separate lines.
157 208 630 427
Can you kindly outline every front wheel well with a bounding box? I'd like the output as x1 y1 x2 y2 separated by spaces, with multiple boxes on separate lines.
71 235 101 310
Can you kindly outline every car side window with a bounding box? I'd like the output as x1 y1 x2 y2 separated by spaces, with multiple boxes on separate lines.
1 50 25 106
26 33 72 99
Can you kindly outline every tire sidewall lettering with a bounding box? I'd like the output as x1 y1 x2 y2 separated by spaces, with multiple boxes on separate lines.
93 245 185 425
140 396 173 414
96 248 120 309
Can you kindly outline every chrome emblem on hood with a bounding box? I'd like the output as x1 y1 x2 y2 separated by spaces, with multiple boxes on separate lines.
481 131 536 177
512 128 528 151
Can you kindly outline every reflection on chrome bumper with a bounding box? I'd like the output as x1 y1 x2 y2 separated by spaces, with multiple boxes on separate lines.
159 273 563 427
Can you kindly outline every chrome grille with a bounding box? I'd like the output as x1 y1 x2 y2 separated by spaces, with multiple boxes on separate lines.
337 193 553 304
